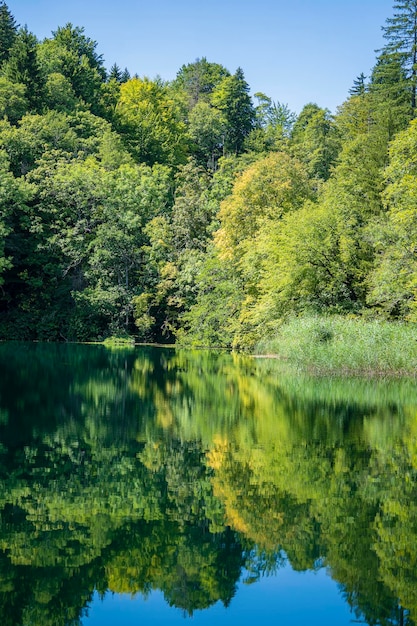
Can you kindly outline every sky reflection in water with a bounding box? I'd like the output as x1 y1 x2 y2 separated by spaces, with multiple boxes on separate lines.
85 567 354 625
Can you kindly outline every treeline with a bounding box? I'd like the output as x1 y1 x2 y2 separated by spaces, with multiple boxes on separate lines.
0 1 416 346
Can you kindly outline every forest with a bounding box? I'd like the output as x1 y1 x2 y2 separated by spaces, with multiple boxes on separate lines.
0 1 417 350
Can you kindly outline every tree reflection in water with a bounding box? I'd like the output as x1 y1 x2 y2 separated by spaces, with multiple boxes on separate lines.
0 342 416 625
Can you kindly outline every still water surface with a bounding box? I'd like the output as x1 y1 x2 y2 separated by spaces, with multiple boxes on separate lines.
0 342 416 625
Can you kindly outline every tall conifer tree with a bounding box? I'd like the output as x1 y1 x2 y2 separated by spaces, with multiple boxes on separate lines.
349 73 367 96
377 0 417 115
3 26 44 111
0 1 17 66
211 68 255 155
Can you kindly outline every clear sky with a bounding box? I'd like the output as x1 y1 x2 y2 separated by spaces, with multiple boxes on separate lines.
10 0 395 114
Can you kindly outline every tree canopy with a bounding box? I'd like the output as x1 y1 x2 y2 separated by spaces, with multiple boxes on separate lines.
0 1 415 348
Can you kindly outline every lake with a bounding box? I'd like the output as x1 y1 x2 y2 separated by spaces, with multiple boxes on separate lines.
0 341 416 625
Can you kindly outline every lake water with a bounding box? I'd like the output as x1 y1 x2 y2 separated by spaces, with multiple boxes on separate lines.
0 342 416 625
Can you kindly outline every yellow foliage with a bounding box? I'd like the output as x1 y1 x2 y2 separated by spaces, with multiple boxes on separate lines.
214 152 312 259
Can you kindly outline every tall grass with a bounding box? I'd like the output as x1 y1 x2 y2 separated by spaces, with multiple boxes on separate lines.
254 315 417 376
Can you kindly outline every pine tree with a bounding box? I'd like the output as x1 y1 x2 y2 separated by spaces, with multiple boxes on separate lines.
0 1 17 66
108 62 122 83
377 0 417 114
211 67 255 155
349 73 367 96
3 26 44 111
120 67 131 83
51 23 105 79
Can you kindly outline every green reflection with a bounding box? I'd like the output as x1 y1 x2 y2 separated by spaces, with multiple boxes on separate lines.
0 342 416 625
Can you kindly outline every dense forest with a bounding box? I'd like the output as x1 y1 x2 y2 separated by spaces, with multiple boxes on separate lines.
0 1 417 348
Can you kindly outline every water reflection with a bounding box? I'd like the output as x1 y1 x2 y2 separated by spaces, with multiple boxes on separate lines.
0 342 416 625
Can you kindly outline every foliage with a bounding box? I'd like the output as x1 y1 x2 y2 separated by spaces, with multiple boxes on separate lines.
368 118 417 319
1 343 417 622
211 67 255 155
255 314 417 375
0 76 27 123
0 0 416 351
116 77 188 166
37 23 105 113
0 0 17 66
290 102 341 181
2 26 44 112
172 57 230 107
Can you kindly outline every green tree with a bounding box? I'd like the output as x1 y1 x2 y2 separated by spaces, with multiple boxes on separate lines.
171 159 213 253
368 118 417 319
265 129 386 319
379 0 417 113
0 1 17 66
99 77 121 123
177 247 243 348
215 152 312 258
370 53 411 136
26 157 172 339
120 67 131 83
188 101 227 169
108 62 122 83
0 76 27 123
37 24 105 112
0 110 119 177
0 150 31 287
43 72 77 112
248 92 296 151
2 26 43 112
173 57 230 107
50 22 105 79
211 67 255 155
291 103 340 182
184 152 313 348
116 77 188 166
349 72 367 96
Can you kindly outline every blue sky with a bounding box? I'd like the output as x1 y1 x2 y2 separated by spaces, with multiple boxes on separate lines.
10 0 394 114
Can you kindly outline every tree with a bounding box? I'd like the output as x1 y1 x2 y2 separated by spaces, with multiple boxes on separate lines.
290 103 340 182
207 153 313 348
368 118 417 319
108 62 122 83
44 72 77 112
2 26 44 111
372 1 417 118
188 100 227 169
51 23 105 79
0 1 17 66
370 53 411 136
215 152 312 258
0 150 31 287
173 57 230 107
176 246 244 348
37 24 105 112
0 76 27 123
116 77 188 165
120 67 130 83
171 159 213 253
211 68 255 155
349 72 367 96
0 109 120 177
